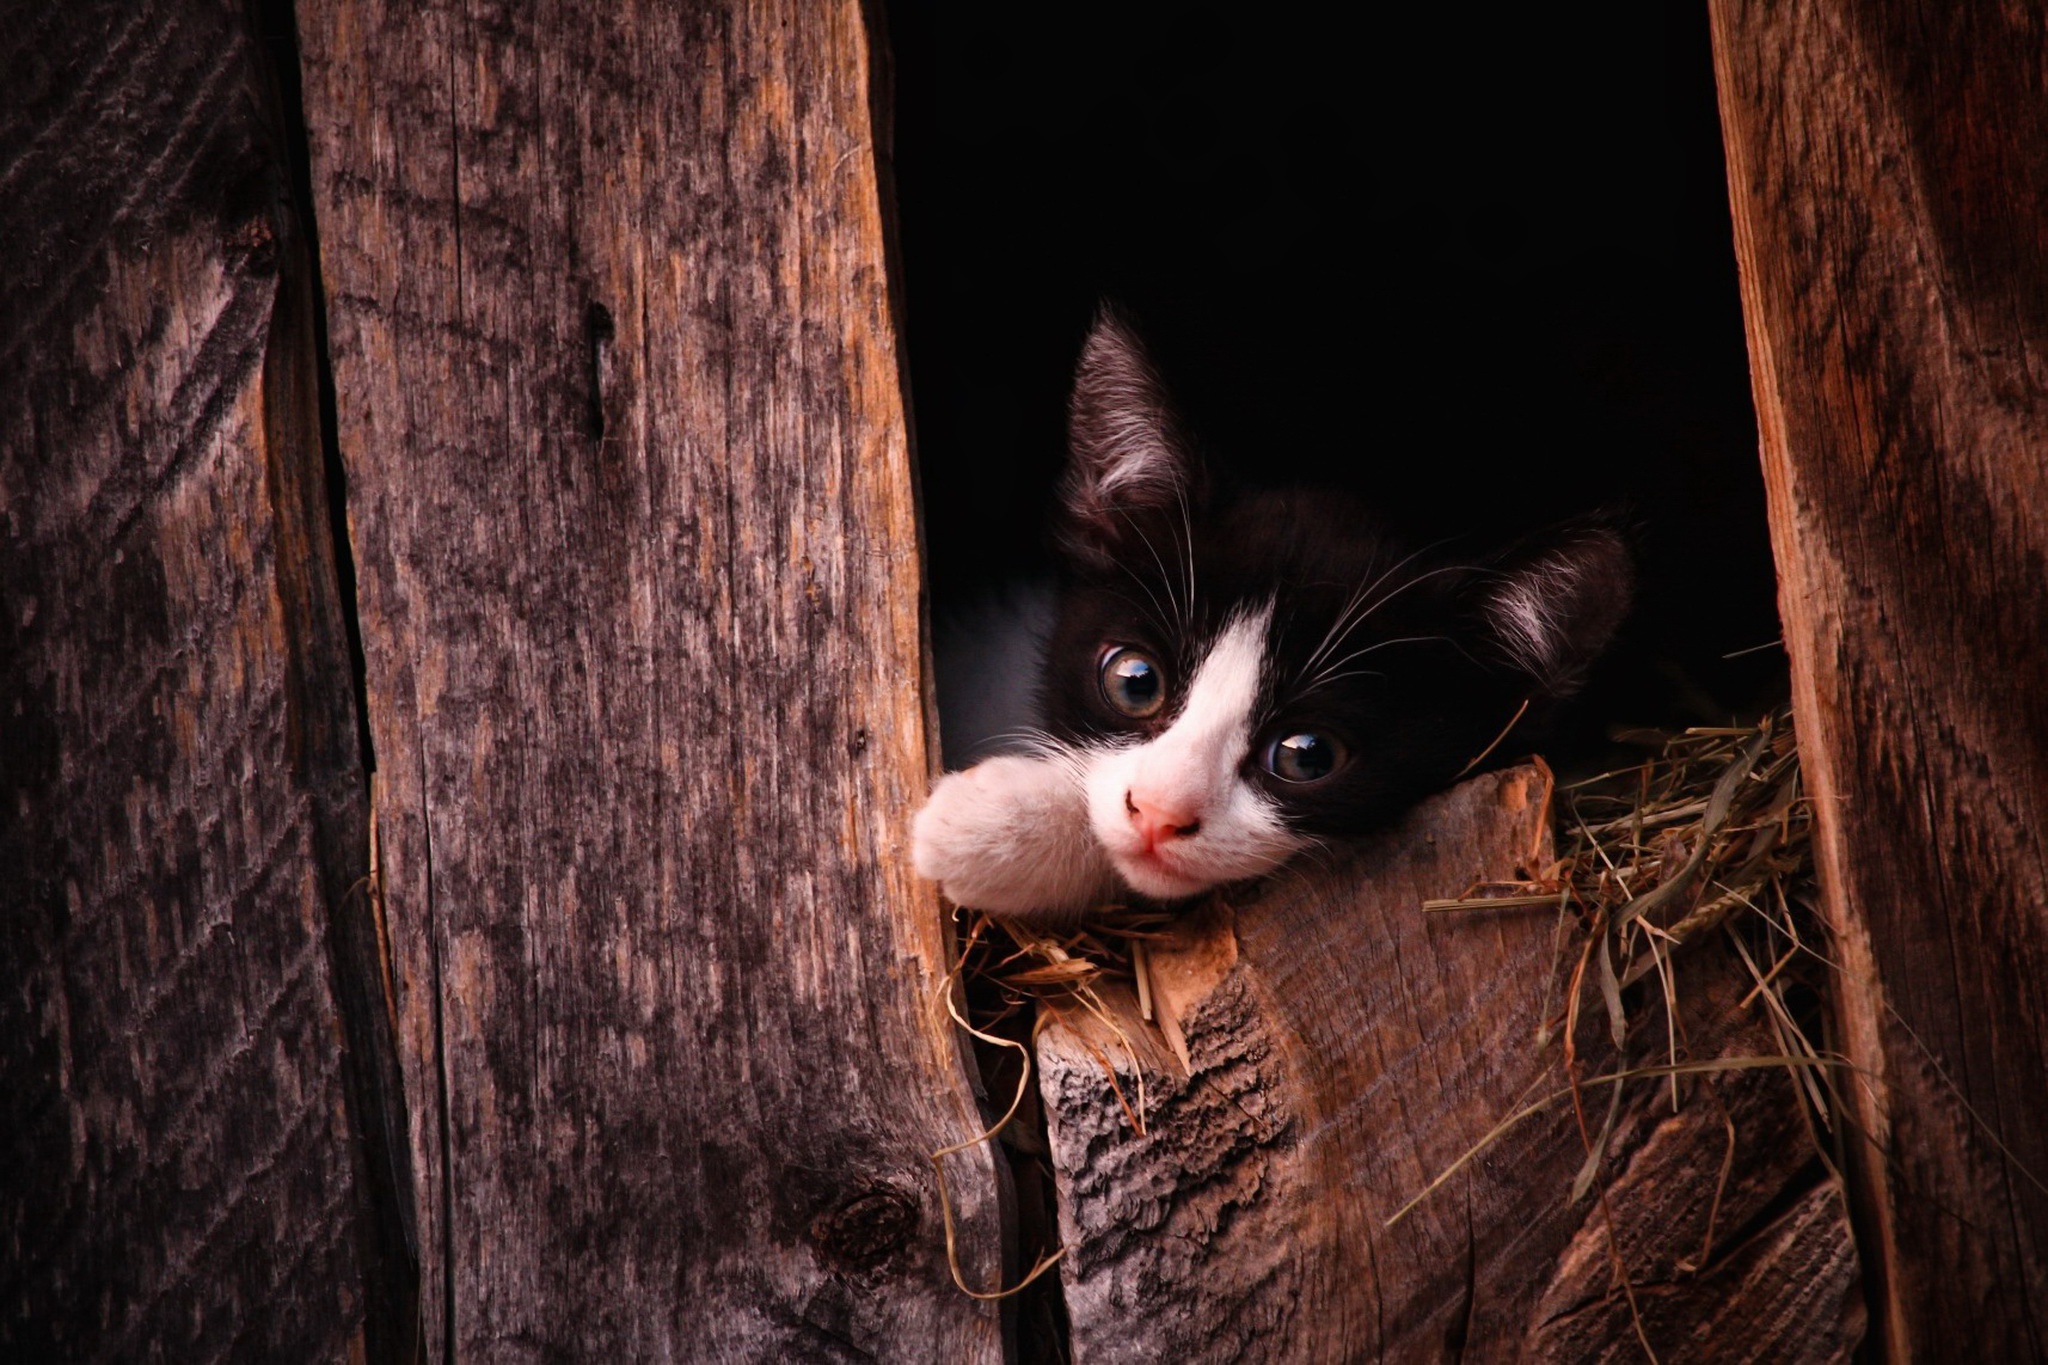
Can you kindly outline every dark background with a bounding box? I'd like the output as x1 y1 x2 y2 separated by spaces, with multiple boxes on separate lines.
884 1 1783 758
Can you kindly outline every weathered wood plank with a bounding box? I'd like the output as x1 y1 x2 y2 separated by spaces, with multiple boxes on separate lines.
1711 3 2048 1356
0 2 399 1358
1039 767 1862 1361
295 0 1005 1357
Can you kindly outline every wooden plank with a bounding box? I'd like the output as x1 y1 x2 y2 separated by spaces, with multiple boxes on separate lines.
294 1 1005 1357
1710 3 2048 1356
0 2 403 1358
1038 767 1862 1360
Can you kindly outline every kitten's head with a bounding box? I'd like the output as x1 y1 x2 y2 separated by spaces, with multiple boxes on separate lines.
1042 309 1632 901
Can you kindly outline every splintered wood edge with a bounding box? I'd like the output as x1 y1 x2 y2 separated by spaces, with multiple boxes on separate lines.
1143 898 1240 1073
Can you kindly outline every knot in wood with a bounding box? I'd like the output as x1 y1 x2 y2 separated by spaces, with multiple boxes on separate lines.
809 1185 919 1269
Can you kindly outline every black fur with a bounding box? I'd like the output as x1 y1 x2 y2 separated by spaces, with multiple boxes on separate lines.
1037 310 1632 842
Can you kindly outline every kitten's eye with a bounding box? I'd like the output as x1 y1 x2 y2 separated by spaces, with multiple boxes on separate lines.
1265 731 1342 783
1099 647 1167 719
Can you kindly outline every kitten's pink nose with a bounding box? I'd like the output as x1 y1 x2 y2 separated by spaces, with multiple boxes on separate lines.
1125 789 1202 851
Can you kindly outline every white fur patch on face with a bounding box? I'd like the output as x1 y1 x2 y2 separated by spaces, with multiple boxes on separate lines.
1082 602 1308 899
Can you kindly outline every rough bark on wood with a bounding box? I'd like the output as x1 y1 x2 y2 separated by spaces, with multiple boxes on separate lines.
0 3 405 1359
294 0 1005 1358
1038 767 1862 1361
1711 3 2048 1357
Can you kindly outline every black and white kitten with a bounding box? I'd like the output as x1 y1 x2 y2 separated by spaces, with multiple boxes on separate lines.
913 311 1631 919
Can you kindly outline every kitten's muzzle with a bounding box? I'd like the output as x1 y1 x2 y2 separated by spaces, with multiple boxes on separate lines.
1125 788 1204 852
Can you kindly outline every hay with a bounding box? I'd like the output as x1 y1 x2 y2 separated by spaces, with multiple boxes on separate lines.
924 908 1172 1301
1394 703 1843 1246
1573 711 1831 1146
1428 708 1809 977
957 907 1176 1135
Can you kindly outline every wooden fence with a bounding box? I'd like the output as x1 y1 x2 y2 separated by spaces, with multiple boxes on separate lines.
3 0 2042 1358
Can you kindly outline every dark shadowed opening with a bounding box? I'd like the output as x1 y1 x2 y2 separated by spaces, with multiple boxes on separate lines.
887 1 1782 772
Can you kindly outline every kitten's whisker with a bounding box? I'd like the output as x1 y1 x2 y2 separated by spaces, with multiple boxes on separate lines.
1298 537 1458 680
1120 564 1174 634
1296 562 1480 690
1115 509 1186 636
1308 634 1455 686
981 725 1067 756
1302 581 1368 679
1349 562 1478 631
1298 576 1376 680
1297 667 1388 695
1174 481 1197 635
1110 525 1178 634
1284 834 1343 881
1366 537 1464 596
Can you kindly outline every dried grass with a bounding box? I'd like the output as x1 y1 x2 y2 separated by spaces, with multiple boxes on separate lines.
924 908 1172 1300
960 908 1176 1134
1395 705 1845 1239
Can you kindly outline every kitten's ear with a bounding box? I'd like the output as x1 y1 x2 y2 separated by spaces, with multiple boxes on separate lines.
1476 525 1634 698
1061 308 1200 551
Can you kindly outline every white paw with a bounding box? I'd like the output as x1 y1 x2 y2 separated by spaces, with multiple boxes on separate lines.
912 754 1122 917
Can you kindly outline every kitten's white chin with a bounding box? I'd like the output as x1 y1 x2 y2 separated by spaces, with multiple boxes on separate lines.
1111 853 1218 902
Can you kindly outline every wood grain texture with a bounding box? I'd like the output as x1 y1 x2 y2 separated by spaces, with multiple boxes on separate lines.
1711 3 2048 1357
1039 767 1862 1361
294 0 1005 1357
0 2 396 1358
